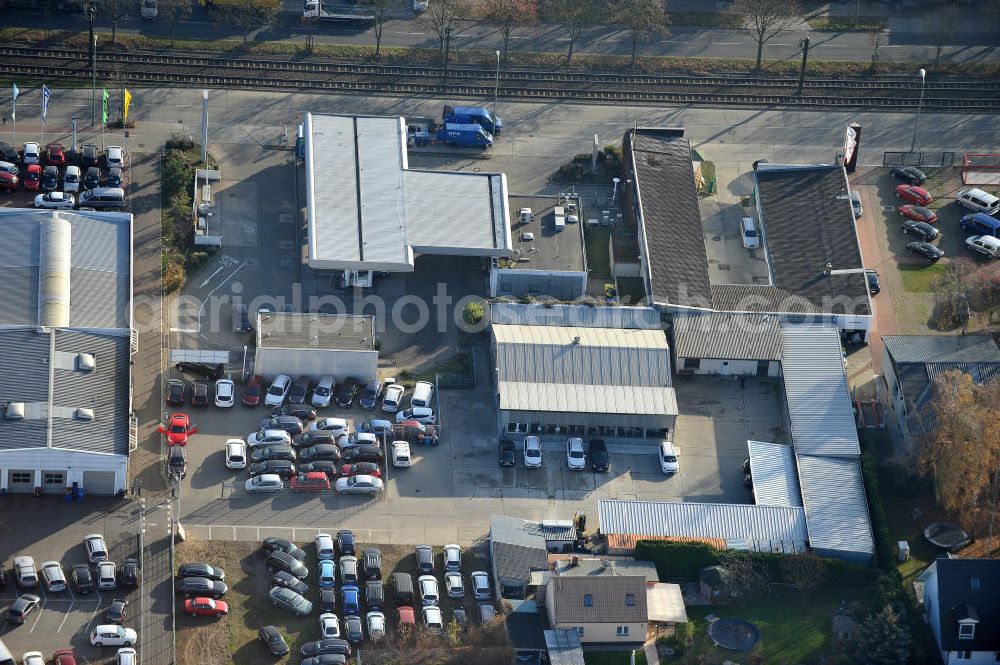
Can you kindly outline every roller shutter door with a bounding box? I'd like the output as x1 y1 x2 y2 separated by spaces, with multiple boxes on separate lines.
42 471 66 494
82 471 116 495
7 470 35 494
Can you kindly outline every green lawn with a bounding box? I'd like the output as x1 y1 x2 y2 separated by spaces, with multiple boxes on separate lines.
584 226 612 278
898 262 946 292
583 650 647 665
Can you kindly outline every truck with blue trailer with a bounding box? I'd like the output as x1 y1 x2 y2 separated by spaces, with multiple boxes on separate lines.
436 123 494 149
443 105 502 135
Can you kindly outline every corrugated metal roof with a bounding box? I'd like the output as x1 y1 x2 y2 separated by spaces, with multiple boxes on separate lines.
710 284 823 314
544 630 586 665
499 381 678 416
673 312 782 360
548 575 648 624
796 455 874 556
0 328 51 449
493 324 670 386
747 441 802 507
883 335 1000 364
490 303 662 330
780 325 860 457
598 500 809 553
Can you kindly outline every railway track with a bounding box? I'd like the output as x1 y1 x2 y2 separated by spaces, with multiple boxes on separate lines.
4 44 998 110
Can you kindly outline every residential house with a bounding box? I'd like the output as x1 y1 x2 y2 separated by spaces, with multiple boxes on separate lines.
920 558 1000 664
544 575 648 646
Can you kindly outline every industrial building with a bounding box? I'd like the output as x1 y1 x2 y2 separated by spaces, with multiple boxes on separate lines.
253 312 378 382
0 209 133 495
672 312 782 377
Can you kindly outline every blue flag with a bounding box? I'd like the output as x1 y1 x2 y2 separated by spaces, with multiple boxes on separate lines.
41 84 50 122
11 83 17 121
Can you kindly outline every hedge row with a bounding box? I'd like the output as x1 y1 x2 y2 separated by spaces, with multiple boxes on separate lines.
861 450 899 576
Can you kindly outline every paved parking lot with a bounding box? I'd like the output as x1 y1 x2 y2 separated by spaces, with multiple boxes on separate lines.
0 497 141 663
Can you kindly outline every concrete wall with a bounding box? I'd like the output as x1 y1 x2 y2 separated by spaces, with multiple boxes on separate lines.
676 357 780 377
255 348 378 383
490 268 588 301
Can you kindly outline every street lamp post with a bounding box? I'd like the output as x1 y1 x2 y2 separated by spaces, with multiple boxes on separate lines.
910 68 927 154
493 50 500 135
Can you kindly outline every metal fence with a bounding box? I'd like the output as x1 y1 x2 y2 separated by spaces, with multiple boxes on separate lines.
882 151 956 168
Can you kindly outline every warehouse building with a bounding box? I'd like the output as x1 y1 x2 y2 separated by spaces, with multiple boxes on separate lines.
672 312 782 377
253 312 377 382
0 209 133 495
492 323 677 441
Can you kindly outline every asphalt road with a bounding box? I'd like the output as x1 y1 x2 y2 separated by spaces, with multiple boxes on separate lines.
5 3 999 65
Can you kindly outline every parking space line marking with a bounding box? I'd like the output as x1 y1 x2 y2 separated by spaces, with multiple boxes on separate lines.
56 600 76 633
27 602 45 633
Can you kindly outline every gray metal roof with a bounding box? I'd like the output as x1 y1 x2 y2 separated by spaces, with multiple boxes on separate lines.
0 329 130 455
598 500 809 553
492 515 576 543
551 558 659 584
491 516 549 585
502 195 587 273
883 335 1000 364
547 575 648 624
498 381 678 416
796 455 874 556
257 313 375 351
493 324 671 386
672 312 783 361
780 324 860 457
544 630 586 665
747 441 802 507
490 303 661 329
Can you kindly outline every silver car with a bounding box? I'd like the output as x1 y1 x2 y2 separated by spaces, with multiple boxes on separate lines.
444 572 464 599
40 561 67 592
471 571 492 600
85 533 109 563
97 561 117 590
335 475 384 495
269 586 313 616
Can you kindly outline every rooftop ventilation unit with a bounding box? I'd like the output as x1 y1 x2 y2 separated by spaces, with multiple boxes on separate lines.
77 353 96 372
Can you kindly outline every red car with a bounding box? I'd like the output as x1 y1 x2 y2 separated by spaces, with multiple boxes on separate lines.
23 164 41 191
0 171 18 192
895 184 932 206
898 204 937 224
397 606 415 628
158 413 198 446
340 462 381 479
46 143 66 166
184 597 229 617
243 374 265 407
288 471 331 492
52 650 77 665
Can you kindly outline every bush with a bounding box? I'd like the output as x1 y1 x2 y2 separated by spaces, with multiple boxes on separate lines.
162 250 187 293
634 541 720 580
861 450 896 573
165 135 197 152
462 300 485 325
188 251 211 271
552 163 586 183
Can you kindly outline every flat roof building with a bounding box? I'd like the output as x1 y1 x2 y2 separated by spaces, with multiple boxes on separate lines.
253 312 378 381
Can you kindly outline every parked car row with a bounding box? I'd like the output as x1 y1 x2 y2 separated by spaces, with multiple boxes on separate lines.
176 561 230 619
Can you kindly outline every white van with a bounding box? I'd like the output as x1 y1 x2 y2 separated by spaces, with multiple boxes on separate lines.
966 235 1000 259
410 381 434 409
64 165 81 192
740 217 759 249
957 188 1000 215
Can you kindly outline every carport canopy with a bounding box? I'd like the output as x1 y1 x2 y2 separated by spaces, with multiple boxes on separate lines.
170 349 232 365
647 583 688 624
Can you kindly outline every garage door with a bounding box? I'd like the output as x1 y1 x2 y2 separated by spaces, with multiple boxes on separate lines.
83 471 116 495
7 470 35 494
41 471 66 494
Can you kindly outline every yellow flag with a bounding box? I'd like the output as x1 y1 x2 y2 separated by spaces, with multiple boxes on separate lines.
123 89 133 123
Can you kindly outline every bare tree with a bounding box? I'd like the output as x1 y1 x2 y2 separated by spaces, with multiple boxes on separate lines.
925 4 959 74
716 550 770 598
104 0 127 45
363 0 392 58
868 29 882 72
931 257 973 331
540 0 604 65
419 0 467 58
158 0 192 46
481 0 538 63
734 0 800 71
610 0 667 66
778 553 830 592
211 0 280 45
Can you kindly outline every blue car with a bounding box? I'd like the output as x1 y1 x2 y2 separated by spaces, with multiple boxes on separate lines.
318 560 336 589
341 585 360 616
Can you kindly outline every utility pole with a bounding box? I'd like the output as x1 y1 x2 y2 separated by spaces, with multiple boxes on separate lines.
910 68 927 154
88 2 97 126
797 37 810 95
201 90 209 163
443 26 452 80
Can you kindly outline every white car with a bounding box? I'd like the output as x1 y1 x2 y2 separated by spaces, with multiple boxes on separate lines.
116 648 137 665
214 379 235 407
107 145 125 169
740 216 759 249
22 142 40 164
64 165 81 192
225 439 247 469
246 429 292 447
366 610 386 640
422 605 443 634
85 533 109 563
471 570 491 600
966 234 1000 258
40 560 67 592
140 0 158 19
97 561 117 590
264 374 292 407
34 192 75 209
523 436 542 468
338 432 378 449
566 437 586 470
90 625 137 647
381 383 404 413
319 612 341 639
444 544 461 572
22 652 44 665
395 407 435 425
335 475 384 495
444 572 464 599
391 441 411 467
658 441 679 476
311 375 335 408
418 575 439 606
309 417 348 435
245 474 283 492
315 532 335 560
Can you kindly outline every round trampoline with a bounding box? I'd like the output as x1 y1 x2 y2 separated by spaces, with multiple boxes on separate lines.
923 523 971 552
708 618 761 651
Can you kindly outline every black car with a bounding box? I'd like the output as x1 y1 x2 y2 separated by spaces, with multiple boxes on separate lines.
298 461 339 478
6 593 41 625
84 166 101 189
169 446 187 478
365 580 384 609
272 571 309 595
344 616 363 644
906 241 944 262
166 379 186 406
249 460 297 479
890 165 927 185
259 625 290 656
106 166 123 188
175 577 227 599
106 598 129 624
262 537 306 561
319 588 337 613
301 656 347 665
72 564 94 593
81 144 99 168
865 269 881 295
300 639 351 658
41 165 58 191
178 563 226 581
0 140 19 163
251 444 297 464
302 443 344 463
175 362 225 381
415 545 434 574
191 381 209 407
118 558 140 587
293 431 339 448
362 548 382 580
258 415 303 436
336 530 356 556
334 379 359 408
272 404 317 421
266 551 309 579
901 219 940 241
288 376 313 405
452 607 468 627
588 439 609 472
358 380 384 410
339 445 383 464
499 439 515 467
